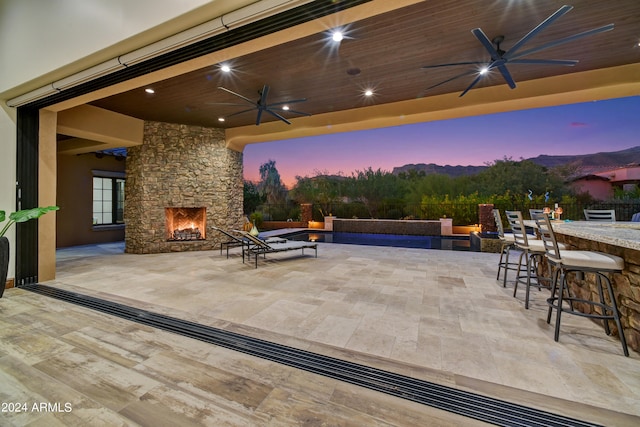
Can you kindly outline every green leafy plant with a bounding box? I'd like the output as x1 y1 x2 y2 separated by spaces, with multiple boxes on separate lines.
0 206 59 237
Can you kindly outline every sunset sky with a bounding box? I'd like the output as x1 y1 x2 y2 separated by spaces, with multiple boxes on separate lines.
243 96 640 188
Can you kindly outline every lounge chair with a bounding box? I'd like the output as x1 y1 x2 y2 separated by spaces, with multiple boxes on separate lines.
212 226 285 258
212 226 246 258
235 230 317 268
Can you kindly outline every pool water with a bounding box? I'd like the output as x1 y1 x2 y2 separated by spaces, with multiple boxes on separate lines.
283 231 470 250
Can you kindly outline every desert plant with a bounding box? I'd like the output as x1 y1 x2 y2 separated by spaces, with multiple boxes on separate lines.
0 206 59 237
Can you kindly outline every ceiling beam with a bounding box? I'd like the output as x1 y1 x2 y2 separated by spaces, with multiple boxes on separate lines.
56 104 144 151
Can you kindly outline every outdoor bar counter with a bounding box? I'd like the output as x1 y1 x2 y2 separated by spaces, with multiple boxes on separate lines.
551 221 640 353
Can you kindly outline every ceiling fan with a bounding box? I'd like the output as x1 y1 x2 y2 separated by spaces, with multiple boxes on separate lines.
215 85 311 125
422 5 614 97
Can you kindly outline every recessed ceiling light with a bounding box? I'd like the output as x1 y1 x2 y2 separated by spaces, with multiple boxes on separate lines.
364 89 373 96
332 31 344 42
218 117 225 122
282 105 290 111
145 88 155 94
220 64 231 72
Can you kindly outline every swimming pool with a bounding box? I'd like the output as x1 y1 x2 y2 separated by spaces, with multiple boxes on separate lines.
282 231 470 250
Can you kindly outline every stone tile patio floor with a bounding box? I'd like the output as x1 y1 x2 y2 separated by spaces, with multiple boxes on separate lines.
1 240 639 425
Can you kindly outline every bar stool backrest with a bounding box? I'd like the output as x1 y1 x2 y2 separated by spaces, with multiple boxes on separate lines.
532 212 562 263
505 210 530 247
583 209 616 222
492 209 506 238
528 209 544 219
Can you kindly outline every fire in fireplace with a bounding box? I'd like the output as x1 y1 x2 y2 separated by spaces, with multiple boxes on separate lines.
165 207 206 241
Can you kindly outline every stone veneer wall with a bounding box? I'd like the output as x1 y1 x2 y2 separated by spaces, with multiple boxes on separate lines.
125 121 243 253
333 219 441 235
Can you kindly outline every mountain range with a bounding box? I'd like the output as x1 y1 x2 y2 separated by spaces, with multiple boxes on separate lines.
392 146 640 178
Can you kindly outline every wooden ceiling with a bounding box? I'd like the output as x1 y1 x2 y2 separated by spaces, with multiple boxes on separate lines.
87 0 640 137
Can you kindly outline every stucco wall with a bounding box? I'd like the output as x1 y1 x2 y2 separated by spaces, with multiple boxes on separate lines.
0 108 17 281
56 152 126 247
0 0 223 94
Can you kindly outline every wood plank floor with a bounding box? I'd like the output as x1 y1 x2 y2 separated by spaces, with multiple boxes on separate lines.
1 241 639 426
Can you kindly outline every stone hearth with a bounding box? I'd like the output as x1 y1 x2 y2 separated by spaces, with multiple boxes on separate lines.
125 121 243 253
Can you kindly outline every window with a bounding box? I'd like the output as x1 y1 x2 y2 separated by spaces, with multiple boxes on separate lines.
93 176 125 225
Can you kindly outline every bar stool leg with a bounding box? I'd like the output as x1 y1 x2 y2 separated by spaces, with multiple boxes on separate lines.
524 253 532 309
497 243 505 280
596 275 612 336
547 267 561 324
513 250 525 293
553 269 569 342
515 250 542 309
602 274 629 357
502 245 510 287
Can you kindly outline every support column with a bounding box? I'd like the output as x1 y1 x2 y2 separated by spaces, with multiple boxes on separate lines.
300 203 313 226
479 204 496 233
38 109 57 281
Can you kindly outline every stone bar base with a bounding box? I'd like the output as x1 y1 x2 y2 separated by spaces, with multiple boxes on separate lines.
556 234 640 353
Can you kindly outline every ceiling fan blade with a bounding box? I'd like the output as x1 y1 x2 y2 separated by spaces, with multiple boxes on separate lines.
425 69 478 91
217 87 256 105
225 108 256 118
509 23 614 61
259 85 270 106
471 28 501 60
504 5 573 59
272 108 311 116
265 109 292 125
508 58 578 66
269 98 307 106
422 61 487 69
496 63 516 89
459 73 484 97
205 102 249 106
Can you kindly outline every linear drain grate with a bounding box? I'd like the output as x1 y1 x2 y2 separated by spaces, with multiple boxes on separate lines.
23 283 601 427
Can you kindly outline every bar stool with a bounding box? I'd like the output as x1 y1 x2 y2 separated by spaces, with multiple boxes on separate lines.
534 213 629 357
583 209 616 222
505 211 561 309
493 209 519 287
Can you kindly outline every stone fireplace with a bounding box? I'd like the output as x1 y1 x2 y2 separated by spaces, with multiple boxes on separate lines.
125 121 243 254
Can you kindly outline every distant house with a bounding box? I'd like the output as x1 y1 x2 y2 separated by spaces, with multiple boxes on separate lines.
570 164 640 200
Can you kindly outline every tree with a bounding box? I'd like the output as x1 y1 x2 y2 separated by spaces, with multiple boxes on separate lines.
258 159 287 205
290 171 344 216
243 181 264 214
474 157 567 201
346 168 406 218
